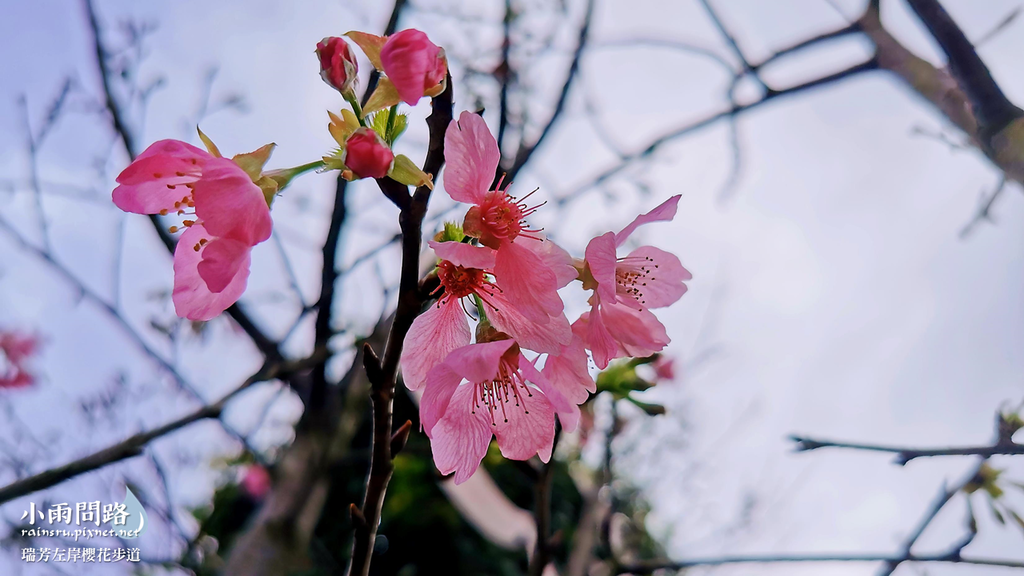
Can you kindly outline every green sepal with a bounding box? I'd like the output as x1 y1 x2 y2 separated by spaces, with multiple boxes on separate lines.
232 143 277 182
388 154 433 189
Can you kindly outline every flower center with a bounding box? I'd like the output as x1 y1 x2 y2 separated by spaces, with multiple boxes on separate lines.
616 255 658 307
158 183 210 252
464 180 546 247
437 261 485 298
471 355 532 425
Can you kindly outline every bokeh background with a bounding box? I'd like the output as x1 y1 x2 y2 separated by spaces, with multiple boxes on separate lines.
1 0 1023 574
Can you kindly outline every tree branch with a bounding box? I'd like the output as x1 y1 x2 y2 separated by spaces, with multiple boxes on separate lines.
0 356 313 505
506 0 594 179
790 435 1024 464
905 0 1023 138
528 427 560 576
345 74 453 576
617 552 1024 574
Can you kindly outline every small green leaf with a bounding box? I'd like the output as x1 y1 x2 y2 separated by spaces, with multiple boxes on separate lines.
197 126 222 158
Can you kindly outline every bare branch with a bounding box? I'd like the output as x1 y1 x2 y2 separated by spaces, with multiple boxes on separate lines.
905 0 1023 137
346 75 453 576
0 357 312 505
790 434 1024 464
506 0 594 179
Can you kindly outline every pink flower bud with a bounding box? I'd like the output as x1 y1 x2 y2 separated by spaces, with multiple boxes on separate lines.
379 29 448 105
316 36 358 94
344 128 394 179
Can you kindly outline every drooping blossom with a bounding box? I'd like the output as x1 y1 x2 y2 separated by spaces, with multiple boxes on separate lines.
401 240 572 392
580 195 691 369
443 111 576 326
344 127 394 179
113 139 273 321
421 338 576 484
540 318 596 429
316 36 358 94
379 29 448 105
0 331 40 389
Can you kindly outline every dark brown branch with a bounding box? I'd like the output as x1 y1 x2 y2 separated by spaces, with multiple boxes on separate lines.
0 357 311 505
496 0 513 157
528 427 561 576
791 435 1024 464
618 552 1024 574
558 58 877 203
306 177 348 424
506 0 594 179
698 0 771 94
345 74 453 576
905 0 1023 138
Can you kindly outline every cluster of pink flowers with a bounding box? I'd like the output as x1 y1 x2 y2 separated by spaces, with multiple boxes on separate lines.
111 29 449 321
0 330 40 389
402 112 690 484
108 27 690 484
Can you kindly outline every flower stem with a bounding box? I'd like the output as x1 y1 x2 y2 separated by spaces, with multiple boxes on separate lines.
473 294 488 322
385 104 398 141
344 92 366 126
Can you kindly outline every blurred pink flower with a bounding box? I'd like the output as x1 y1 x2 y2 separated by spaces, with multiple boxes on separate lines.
444 112 576 327
581 195 691 368
241 465 272 500
652 355 676 381
0 331 40 389
316 36 358 94
421 339 574 484
113 141 272 321
344 127 394 179
401 241 571 392
380 29 447 105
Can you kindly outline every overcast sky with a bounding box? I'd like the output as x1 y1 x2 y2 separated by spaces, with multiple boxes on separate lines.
1 0 1023 574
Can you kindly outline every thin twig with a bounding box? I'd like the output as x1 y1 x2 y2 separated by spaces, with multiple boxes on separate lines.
528 427 561 576
0 357 312 504
618 552 1024 574
506 0 594 179
790 434 1024 465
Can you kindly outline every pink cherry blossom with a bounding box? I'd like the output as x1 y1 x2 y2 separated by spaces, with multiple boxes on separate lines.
652 355 676 381
540 318 595 429
316 36 358 94
443 111 574 325
581 195 691 368
0 331 40 389
379 29 447 105
421 339 575 484
344 127 394 179
400 240 570 392
113 141 273 321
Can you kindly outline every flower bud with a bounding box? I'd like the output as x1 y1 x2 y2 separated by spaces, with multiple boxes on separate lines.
316 36 358 95
379 29 448 105
344 127 394 179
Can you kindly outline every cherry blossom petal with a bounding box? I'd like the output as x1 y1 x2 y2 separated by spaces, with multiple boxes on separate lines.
542 319 595 406
443 112 499 204
113 140 210 214
494 240 563 324
429 240 496 269
486 289 571 354
617 245 690 309
614 194 680 246
600 296 670 358
421 362 463 437
196 237 251 294
172 225 250 321
401 299 471 391
491 384 555 462
584 232 618 303
521 237 577 288
519 355 578 432
191 157 272 246
443 339 515 383
431 383 493 484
